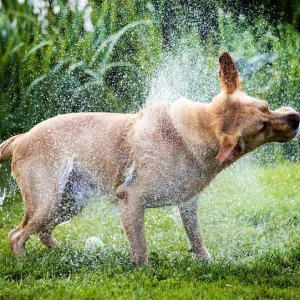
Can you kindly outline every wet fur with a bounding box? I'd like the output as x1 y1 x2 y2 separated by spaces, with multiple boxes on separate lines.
1 52 299 265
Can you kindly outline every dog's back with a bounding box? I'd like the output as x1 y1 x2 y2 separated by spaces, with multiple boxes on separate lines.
7 112 135 191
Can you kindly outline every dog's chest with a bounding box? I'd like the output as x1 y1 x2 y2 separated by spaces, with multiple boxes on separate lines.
135 148 218 207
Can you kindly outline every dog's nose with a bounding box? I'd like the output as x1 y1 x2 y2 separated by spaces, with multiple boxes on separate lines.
287 112 300 130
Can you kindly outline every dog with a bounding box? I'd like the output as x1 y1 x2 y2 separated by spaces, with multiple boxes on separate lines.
0 52 299 266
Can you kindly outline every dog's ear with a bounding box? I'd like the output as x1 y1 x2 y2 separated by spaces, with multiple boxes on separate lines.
219 52 242 94
215 134 239 164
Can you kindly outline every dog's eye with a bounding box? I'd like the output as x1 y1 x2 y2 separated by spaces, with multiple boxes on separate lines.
260 122 268 132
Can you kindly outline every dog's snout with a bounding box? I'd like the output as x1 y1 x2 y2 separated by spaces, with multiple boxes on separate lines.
287 112 300 130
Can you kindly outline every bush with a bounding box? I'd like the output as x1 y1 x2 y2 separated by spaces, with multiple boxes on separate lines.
0 1 300 160
0 0 162 138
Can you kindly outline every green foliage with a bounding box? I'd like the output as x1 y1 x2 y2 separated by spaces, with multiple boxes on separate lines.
0 1 300 160
1 3 300 298
0 0 162 138
0 161 300 298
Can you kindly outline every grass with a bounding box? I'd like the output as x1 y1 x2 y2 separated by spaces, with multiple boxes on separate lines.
1 1 300 298
0 158 300 299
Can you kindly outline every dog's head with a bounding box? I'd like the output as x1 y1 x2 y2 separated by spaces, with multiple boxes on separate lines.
211 52 300 164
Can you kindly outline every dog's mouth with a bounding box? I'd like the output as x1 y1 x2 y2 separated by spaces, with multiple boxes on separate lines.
230 142 242 162
277 130 299 143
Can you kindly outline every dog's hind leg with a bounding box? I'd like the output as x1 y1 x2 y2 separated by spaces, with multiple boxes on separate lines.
38 228 59 248
9 191 61 255
9 202 58 255
37 160 98 249
9 164 62 255
9 158 97 255
9 223 28 255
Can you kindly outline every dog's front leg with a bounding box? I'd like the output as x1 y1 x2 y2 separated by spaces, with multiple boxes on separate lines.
118 196 147 266
178 198 211 261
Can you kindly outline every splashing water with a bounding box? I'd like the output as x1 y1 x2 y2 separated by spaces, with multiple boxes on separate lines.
146 48 219 106
0 188 6 206
1 2 300 264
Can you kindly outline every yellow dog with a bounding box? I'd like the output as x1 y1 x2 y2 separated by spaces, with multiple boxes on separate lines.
1 52 299 265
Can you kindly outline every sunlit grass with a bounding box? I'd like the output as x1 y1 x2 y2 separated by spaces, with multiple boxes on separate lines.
0 160 300 299
1 2 300 298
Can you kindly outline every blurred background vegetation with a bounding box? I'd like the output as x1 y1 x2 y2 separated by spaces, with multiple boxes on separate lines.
0 0 299 159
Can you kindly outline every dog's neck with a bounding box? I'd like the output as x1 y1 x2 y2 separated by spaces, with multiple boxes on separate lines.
169 98 220 163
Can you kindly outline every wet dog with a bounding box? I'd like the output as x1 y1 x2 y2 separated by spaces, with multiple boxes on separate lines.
0 52 299 265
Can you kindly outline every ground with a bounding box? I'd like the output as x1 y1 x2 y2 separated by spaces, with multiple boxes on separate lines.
0 157 300 299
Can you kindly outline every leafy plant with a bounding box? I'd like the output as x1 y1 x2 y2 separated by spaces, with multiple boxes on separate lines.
1 1 300 159
0 0 162 138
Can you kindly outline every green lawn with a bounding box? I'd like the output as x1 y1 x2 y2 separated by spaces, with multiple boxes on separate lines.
0 159 300 299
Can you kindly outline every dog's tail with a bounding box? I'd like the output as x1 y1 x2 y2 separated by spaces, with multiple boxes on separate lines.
0 134 24 163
